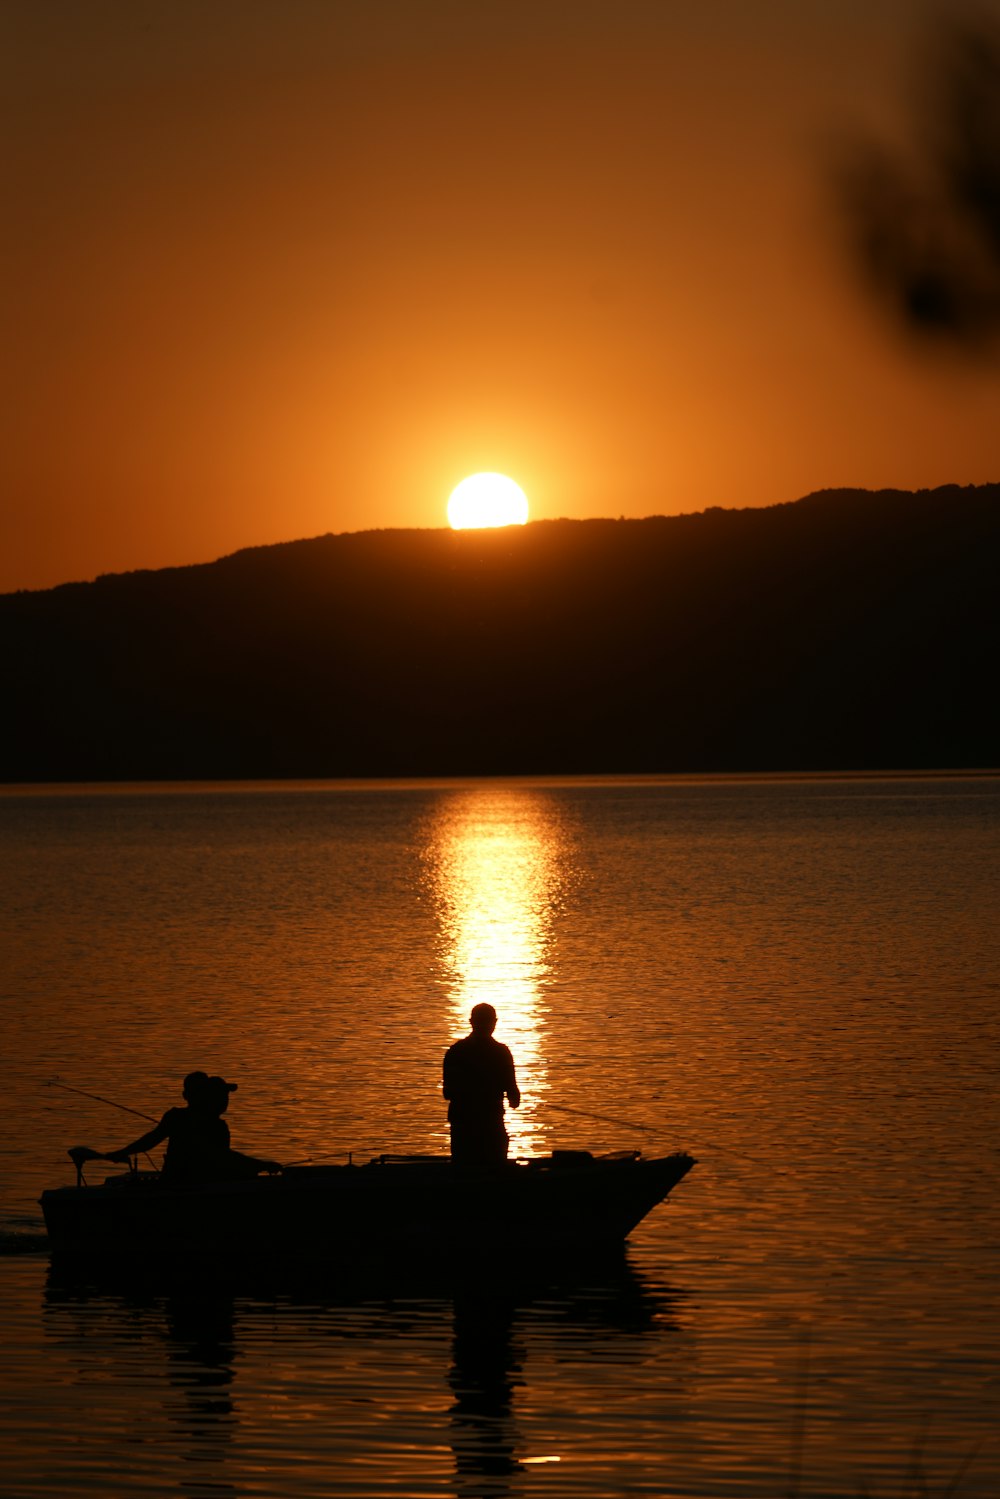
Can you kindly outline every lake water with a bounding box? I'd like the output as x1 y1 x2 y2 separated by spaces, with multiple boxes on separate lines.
1 775 998 1498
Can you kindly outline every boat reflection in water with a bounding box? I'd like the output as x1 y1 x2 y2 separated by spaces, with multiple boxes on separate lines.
43 1265 241 1499
42 1258 688 1499
446 1267 688 1498
448 1290 526 1491
424 786 575 1160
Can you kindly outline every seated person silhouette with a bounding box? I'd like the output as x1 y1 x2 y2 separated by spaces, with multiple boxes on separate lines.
443 1004 521 1168
101 1071 281 1181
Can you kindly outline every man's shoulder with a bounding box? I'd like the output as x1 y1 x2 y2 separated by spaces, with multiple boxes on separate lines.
444 1034 513 1062
446 1032 484 1053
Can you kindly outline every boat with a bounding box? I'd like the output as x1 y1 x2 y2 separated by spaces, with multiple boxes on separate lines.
40 1148 696 1264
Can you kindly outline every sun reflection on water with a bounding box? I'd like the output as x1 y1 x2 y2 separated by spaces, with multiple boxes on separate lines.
424 787 572 1158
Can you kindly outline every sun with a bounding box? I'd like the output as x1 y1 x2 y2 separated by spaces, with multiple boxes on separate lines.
447 473 529 530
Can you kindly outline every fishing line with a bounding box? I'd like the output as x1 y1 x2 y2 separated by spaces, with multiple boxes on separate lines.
545 1101 655 1133
545 1100 771 1167
687 1138 773 1168
44 1078 157 1124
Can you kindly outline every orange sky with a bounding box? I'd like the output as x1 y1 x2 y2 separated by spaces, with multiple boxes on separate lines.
3 0 999 593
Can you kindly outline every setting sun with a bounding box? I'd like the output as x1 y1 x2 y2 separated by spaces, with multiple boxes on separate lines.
447 473 529 530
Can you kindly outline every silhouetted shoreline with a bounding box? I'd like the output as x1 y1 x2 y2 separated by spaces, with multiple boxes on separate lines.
2 484 997 781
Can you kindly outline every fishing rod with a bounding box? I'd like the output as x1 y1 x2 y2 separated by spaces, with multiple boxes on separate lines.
281 1153 355 1167
544 1101 771 1168
44 1078 157 1124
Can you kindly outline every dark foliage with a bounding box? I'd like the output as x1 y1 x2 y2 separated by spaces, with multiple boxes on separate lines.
835 15 1000 352
1 484 997 779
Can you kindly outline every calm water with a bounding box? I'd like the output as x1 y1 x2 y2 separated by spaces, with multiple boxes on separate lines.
1 776 998 1498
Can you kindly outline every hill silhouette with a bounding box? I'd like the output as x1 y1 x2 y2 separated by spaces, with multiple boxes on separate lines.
1 485 997 780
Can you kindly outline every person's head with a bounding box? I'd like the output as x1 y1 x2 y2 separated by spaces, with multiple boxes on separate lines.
188 1074 238 1115
203 1075 238 1115
469 1003 497 1036
182 1070 210 1104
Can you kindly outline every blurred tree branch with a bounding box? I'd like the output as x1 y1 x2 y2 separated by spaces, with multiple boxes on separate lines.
835 13 1000 355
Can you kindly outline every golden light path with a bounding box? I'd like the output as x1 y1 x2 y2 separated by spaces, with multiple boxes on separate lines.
447 472 529 529
426 786 569 1159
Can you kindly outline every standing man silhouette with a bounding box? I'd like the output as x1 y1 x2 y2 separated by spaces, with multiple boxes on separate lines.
443 1003 521 1167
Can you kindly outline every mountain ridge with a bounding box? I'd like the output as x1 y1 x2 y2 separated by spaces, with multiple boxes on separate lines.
2 484 997 779
8 481 991 598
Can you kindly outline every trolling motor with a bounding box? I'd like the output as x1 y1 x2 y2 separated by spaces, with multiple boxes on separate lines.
67 1146 102 1187
67 1145 137 1187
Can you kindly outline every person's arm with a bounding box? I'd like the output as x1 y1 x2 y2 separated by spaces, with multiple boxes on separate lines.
241 1152 283 1173
224 1149 283 1177
505 1049 521 1109
104 1114 169 1162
